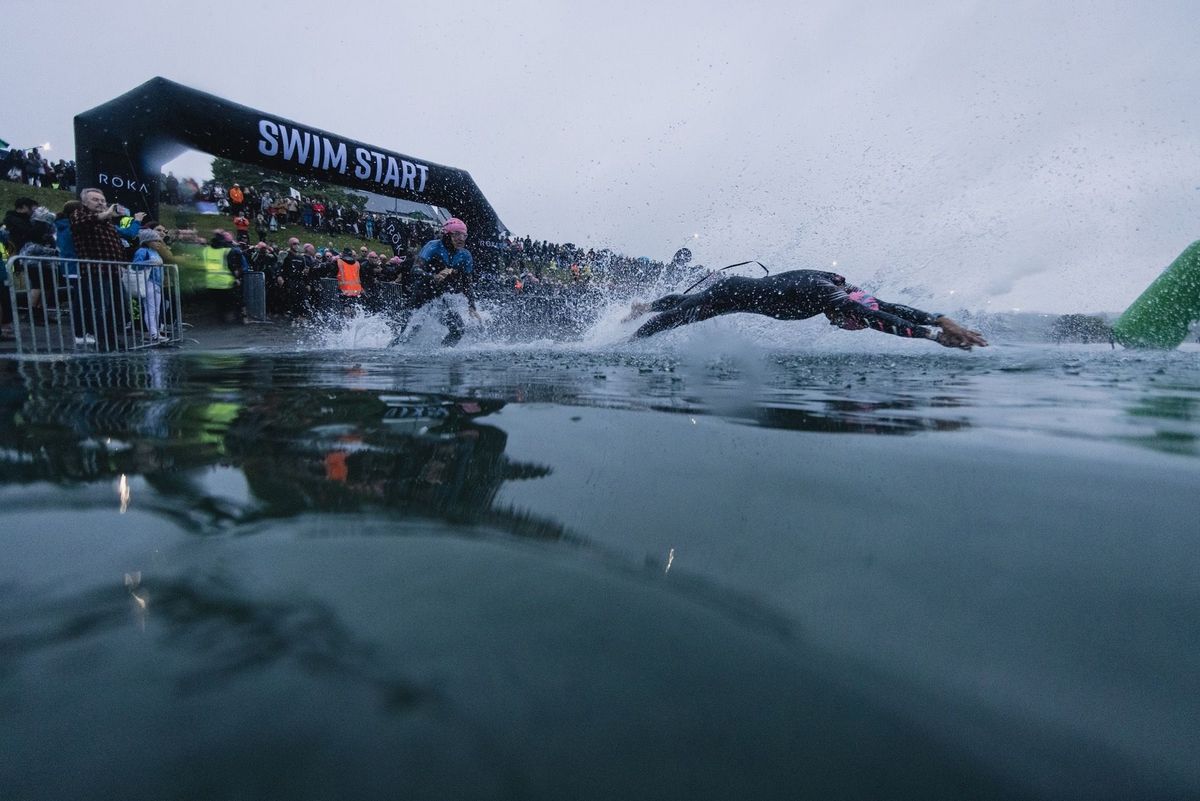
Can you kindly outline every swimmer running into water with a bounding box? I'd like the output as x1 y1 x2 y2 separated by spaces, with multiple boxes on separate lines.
388 217 482 347
625 269 987 349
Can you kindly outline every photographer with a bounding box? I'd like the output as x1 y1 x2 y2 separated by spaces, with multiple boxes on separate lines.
69 188 136 350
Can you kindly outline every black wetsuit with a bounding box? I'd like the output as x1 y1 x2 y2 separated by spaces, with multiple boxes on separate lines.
633 270 942 339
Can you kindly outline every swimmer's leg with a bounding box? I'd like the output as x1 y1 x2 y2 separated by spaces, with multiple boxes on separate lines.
632 297 723 338
387 305 418 347
621 302 651 323
623 293 688 323
439 300 466 347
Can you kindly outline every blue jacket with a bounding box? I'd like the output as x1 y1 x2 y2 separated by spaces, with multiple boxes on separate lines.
115 216 142 242
55 217 78 277
132 246 164 286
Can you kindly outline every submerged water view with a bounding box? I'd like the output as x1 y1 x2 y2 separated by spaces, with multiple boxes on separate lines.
2 338 1198 799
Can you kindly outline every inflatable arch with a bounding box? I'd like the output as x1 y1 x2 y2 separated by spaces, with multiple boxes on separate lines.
1111 240 1200 349
74 77 509 263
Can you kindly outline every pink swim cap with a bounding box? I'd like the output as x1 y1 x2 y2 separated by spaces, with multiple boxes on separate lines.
442 218 467 235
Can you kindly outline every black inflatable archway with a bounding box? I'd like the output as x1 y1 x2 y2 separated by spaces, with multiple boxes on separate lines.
75 77 509 261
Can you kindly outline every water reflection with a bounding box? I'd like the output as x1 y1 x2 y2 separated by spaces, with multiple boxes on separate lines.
227 392 558 535
0 567 429 706
685 398 970 435
0 352 978 552
1121 392 1200 455
0 357 563 541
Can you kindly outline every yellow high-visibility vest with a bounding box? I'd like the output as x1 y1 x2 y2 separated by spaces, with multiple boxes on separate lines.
200 247 235 290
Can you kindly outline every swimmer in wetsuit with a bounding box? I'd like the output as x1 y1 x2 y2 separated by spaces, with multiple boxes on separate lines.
388 217 483 347
625 269 988 349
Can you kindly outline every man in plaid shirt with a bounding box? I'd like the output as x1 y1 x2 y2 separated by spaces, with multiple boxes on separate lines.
70 188 140 350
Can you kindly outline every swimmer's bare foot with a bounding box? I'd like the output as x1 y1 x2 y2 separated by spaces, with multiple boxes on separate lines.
622 302 650 323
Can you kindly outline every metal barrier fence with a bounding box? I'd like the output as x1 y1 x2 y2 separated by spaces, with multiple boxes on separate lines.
4 255 184 355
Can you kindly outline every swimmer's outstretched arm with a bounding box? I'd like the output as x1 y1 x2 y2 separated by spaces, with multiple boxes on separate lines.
874 300 987 348
931 316 988 349
840 297 989 349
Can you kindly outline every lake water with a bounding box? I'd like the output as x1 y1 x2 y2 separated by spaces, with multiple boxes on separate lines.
1 332 1198 799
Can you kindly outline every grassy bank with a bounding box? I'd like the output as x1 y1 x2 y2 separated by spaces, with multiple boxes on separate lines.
0 182 74 217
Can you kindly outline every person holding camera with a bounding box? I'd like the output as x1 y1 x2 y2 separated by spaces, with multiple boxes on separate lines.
69 188 138 350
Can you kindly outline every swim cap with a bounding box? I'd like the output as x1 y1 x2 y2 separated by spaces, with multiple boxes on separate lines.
442 218 467 235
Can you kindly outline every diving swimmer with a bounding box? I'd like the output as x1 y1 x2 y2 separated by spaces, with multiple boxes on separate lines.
624 269 988 349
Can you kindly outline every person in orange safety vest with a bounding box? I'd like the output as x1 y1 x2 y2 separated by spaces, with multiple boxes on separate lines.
336 247 364 304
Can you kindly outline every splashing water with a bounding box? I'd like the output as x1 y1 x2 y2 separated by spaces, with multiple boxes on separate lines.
288 262 1162 358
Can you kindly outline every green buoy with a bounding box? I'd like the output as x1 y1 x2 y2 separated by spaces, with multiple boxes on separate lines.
1111 240 1200 349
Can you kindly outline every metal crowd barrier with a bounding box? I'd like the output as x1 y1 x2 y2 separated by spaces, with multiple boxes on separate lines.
4 255 184 355
243 270 267 323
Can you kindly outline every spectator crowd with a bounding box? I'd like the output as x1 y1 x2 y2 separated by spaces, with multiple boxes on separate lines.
3 147 74 189
3 151 689 346
1 186 173 349
178 179 684 323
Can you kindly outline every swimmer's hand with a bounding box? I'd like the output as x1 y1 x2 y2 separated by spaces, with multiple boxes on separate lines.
433 268 453 284
934 317 988 349
935 331 973 349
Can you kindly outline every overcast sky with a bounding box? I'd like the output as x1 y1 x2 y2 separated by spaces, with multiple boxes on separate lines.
6 0 1198 311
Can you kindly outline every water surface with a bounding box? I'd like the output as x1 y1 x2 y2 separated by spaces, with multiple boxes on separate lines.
1 341 1197 799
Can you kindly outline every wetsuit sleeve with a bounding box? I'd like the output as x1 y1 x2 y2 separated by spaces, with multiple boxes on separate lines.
831 295 935 339
876 300 942 326
415 240 441 271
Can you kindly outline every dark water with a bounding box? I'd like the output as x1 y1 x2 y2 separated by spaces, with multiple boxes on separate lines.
1 343 1198 800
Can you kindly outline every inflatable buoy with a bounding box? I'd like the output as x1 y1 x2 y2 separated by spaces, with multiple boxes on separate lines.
1112 240 1200 349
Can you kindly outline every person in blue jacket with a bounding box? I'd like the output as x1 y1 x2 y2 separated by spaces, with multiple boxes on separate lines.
388 217 482 347
129 228 169 342
53 202 88 343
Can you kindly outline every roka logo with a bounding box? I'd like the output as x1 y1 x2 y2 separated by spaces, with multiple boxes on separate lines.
98 173 150 193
